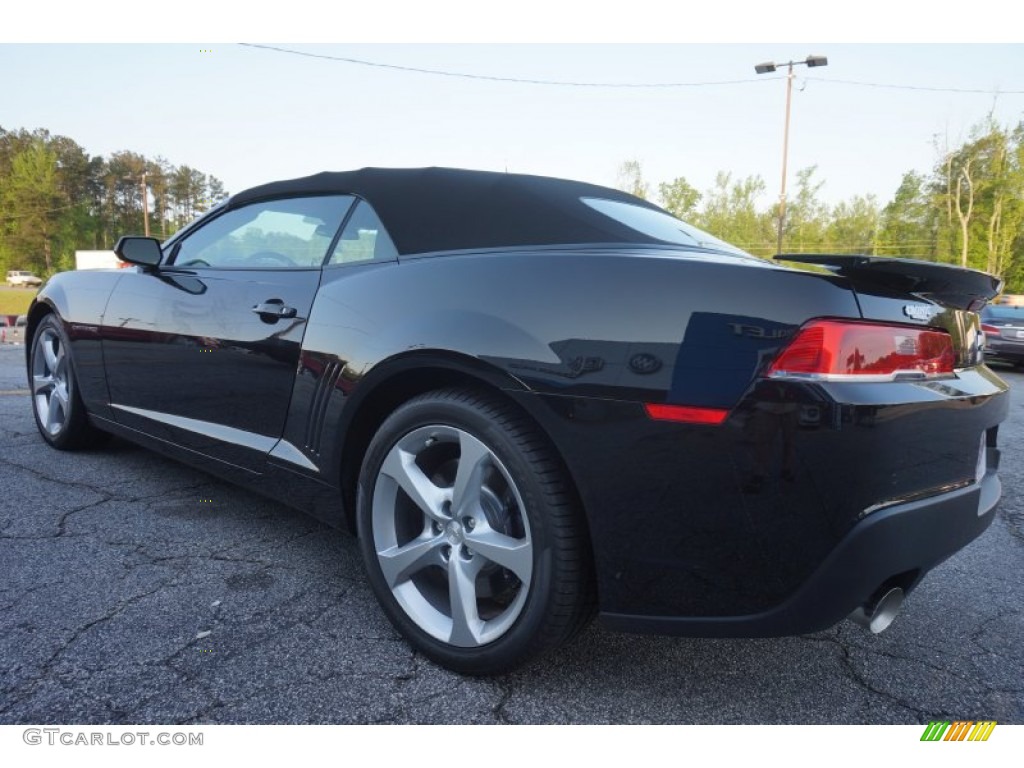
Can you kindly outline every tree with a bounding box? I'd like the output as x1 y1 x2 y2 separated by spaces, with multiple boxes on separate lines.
784 166 828 253
978 122 1024 277
695 172 773 256
953 154 975 268
658 177 701 220
877 171 935 258
615 160 649 200
207 176 228 206
169 165 208 225
826 195 879 254
1 125 230 266
930 118 1024 279
147 156 172 238
0 139 64 273
105 150 149 237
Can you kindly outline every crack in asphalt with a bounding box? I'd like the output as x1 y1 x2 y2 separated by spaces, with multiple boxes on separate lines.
0 577 180 717
968 607 1023 662
491 678 515 724
0 454 115 500
797 631 939 722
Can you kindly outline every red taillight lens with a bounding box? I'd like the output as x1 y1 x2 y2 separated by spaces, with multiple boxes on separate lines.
981 323 1000 335
644 403 729 425
768 320 955 378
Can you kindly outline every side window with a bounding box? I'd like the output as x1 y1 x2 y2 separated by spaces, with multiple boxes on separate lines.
326 201 399 266
172 195 354 269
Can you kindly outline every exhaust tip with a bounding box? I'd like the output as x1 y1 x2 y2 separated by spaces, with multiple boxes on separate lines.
849 587 904 634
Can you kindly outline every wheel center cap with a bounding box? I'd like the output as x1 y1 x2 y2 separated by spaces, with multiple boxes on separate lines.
444 520 464 545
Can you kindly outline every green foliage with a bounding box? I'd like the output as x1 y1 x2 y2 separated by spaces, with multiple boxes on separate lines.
877 171 935 257
619 115 1024 291
825 195 880 255
693 172 774 257
658 177 701 220
0 139 63 272
0 126 229 276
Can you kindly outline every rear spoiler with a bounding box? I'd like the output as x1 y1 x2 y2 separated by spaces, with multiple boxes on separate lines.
775 254 1003 311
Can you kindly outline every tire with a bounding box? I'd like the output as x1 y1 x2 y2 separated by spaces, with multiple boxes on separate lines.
356 388 594 675
29 314 109 450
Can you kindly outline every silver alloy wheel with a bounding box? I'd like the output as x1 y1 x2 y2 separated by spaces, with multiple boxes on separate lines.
32 326 71 436
371 425 533 647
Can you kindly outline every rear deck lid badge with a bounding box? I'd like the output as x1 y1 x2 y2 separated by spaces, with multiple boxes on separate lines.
629 352 662 374
903 304 938 322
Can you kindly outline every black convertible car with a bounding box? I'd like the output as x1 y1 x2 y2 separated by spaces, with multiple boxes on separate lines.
26 168 1007 674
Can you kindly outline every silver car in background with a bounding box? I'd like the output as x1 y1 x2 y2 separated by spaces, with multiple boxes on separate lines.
981 303 1024 367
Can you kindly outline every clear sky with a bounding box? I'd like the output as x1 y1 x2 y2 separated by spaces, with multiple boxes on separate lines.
3 6 1023 210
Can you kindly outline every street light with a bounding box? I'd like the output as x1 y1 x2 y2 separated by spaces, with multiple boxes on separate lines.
755 54 828 254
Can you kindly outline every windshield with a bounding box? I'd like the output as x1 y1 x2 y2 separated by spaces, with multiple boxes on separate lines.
581 197 753 259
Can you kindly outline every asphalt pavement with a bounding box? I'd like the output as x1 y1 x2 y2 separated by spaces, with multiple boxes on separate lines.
1 341 1022 724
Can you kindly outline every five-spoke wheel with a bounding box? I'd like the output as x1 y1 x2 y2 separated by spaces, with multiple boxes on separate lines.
372 424 533 648
28 314 108 449
32 324 72 437
358 388 594 675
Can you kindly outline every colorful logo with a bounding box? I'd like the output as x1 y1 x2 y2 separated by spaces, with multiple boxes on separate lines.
921 721 996 742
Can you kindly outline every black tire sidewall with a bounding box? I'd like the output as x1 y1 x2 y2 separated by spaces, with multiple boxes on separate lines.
29 314 89 449
356 393 563 675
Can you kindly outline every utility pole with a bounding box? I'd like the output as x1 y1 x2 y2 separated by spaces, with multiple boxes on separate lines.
777 63 795 257
755 55 828 255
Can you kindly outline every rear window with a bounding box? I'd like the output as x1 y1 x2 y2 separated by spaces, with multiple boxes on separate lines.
581 197 754 259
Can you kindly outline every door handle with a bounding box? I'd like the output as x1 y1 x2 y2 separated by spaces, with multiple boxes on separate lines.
251 301 297 320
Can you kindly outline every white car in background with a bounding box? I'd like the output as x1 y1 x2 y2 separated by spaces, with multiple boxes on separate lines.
6 270 42 288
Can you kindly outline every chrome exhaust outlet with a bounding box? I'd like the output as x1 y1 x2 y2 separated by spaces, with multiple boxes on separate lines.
849 587 904 634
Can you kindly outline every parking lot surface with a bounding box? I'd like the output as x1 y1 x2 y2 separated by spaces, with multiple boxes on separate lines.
1 343 1022 724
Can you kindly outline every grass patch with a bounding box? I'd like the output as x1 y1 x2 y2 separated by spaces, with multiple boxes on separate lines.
0 288 36 316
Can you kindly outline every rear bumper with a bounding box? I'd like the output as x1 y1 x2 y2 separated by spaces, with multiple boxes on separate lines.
601 468 1001 637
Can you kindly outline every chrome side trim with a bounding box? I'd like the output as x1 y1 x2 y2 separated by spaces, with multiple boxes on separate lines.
269 439 320 473
110 403 277 453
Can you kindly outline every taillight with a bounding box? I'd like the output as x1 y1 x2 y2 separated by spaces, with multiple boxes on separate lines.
767 320 955 380
981 323 1000 336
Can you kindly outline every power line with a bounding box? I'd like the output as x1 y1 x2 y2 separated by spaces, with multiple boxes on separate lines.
239 43 1024 95
237 43 776 88
805 76 1024 95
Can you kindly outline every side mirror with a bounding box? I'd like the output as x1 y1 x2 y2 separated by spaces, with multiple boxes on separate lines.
114 236 163 267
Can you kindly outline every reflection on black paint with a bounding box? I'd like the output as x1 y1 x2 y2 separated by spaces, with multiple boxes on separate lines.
738 381 800 494
670 312 797 408
157 272 207 296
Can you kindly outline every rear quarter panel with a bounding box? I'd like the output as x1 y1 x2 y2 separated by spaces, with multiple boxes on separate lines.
290 246 861 514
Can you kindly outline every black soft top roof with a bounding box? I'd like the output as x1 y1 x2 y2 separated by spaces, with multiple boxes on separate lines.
228 167 667 255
